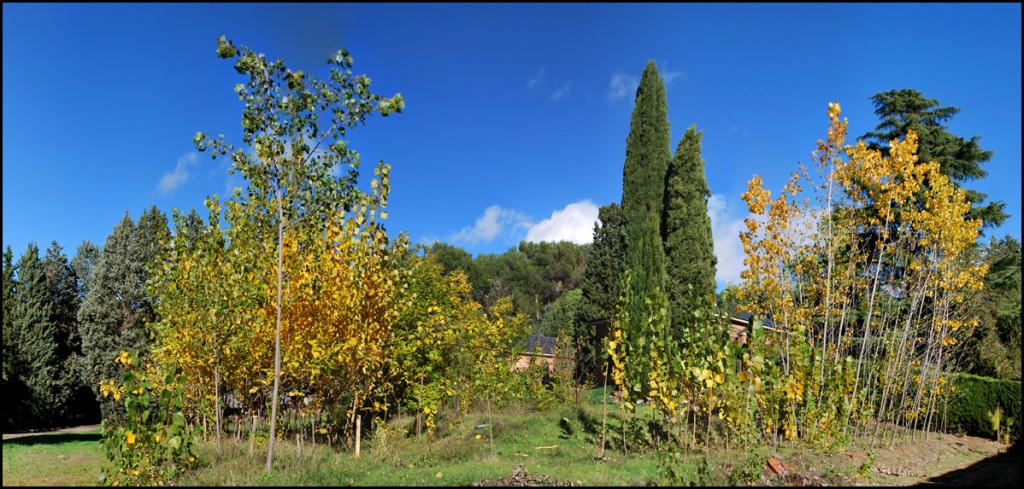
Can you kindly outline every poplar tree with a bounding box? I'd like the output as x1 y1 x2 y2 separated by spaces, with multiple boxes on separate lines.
195 36 403 472
662 125 718 338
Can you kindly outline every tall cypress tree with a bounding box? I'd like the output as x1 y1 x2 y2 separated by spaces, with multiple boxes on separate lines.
621 60 671 320
663 125 718 338
615 60 672 402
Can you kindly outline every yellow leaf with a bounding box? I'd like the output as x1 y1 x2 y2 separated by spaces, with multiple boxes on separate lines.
126 431 136 445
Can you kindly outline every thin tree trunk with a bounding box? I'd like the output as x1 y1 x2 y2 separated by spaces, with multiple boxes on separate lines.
266 188 285 473
599 368 608 459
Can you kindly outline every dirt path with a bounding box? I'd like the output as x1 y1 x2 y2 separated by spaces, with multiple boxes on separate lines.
2 424 102 441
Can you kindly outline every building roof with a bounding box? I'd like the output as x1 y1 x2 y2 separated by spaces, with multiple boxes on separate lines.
524 334 557 356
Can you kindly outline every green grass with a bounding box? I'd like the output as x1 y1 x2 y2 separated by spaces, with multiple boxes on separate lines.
2 429 106 486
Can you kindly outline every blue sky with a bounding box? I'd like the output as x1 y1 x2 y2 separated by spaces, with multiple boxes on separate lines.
3 3 1021 290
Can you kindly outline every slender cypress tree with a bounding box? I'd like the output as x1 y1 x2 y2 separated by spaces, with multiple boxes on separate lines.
663 125 718 339
620 60 671 320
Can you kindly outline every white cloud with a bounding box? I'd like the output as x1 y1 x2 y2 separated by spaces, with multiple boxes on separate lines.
662 70 683 85
550 81 572 101
156 152 199 196
450 205 532 246
527 67 546 89
525 200 599 244
607 72 639 101
707 194 750 287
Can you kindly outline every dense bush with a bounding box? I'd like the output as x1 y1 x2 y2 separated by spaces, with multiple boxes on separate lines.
944 373 1021 442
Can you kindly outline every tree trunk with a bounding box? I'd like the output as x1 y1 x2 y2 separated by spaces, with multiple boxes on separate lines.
265 188 285 473
215 367 222 450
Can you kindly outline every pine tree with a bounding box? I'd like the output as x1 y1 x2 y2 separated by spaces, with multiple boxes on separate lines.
575 203 626 376
861 88 1009 230
2 246 21 429
12 243 61 427
77 209 167 422
662 125 718 339
42 241 83 423
70 240 101 305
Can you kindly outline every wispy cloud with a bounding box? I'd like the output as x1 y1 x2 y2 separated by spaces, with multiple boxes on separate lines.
550 81 572 102
527 67 546 89
525 200 599 244
607 71 639 102
659 61 685 87
156 152 199 197
450 205 533 246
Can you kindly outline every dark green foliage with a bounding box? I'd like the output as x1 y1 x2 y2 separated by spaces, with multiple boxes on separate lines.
77 208 170 422
70 241 101 306
861 89 1008 230
966 235 1022 380
7 243 60 428
518 241 588 305
42 241 91 423
575 203 626 380
945 373 1021 441
620 60 670 355
662 125 717 341
576 203 626 326
536 288 582 339
426 242 475 279
2 246 16 385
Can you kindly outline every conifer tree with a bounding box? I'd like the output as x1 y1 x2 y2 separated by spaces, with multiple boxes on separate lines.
11 243 60 427
620 60 670 324
575 203 625 377
663 125 718 338
42 241 84 422
78 209 168 422
861 88 1008 230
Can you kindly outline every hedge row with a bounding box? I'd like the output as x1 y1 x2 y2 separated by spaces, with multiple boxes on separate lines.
944 373 1021 442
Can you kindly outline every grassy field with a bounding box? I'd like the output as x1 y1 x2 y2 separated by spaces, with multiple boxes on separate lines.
2 429 105 486
3 389 1012 486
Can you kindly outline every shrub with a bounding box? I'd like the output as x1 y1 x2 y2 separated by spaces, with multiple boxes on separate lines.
944 373 1021 442
98 351 198 485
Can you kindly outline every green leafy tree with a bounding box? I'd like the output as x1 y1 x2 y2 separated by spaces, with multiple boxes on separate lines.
195 35 403 472
967 235 1022 379
519 240 589 305
662 125 718 339
536 288 583 339
861 88 1008 230
426 241 475 279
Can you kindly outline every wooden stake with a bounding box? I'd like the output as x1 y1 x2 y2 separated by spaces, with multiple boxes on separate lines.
355 415 361 459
